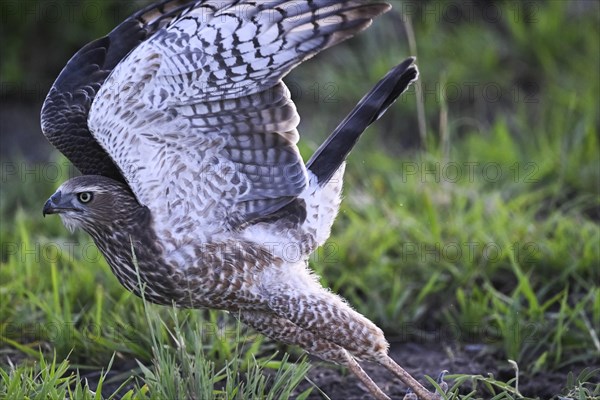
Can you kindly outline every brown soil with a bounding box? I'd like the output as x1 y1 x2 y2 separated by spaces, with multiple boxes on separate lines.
295 342 586 400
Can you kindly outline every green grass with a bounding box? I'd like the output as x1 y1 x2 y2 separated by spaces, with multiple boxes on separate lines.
1 1 599 399
1 128 597 398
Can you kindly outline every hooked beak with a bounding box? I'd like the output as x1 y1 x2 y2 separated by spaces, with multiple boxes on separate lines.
43 191 77 217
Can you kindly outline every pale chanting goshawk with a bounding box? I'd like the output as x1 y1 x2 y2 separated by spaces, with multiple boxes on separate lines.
41 1 438 399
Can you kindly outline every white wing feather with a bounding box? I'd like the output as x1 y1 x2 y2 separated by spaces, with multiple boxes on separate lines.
88 0 389 246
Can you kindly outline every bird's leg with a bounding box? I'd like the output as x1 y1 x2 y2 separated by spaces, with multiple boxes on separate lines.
403 371 448 400
378 355 438 400
345 352 391 400
262 272 440 400
239 310 391 400
264 277 390 359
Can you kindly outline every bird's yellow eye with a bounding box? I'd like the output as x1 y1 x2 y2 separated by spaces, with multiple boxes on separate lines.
78 192 93 203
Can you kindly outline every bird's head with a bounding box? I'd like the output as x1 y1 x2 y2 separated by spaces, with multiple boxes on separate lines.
43 175 139 233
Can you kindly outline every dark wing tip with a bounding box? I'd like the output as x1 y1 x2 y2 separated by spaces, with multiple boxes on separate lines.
371 57 418 123
40 0 199 180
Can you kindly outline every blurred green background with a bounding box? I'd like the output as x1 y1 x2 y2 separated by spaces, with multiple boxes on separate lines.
1 1 599 399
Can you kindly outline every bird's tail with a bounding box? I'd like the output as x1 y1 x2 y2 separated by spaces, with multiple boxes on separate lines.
306 57 419 185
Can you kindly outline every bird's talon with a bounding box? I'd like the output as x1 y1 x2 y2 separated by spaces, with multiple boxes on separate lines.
434 370 449 398
437 369 449 384
402 387 418 400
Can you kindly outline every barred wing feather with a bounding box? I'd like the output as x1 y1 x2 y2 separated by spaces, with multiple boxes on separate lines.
88 0 390 242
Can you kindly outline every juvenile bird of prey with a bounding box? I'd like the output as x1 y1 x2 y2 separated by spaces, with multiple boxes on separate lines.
41 1 439 399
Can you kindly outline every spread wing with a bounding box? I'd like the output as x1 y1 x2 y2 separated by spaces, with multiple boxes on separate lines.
40 0 201 182
87 0 391 241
